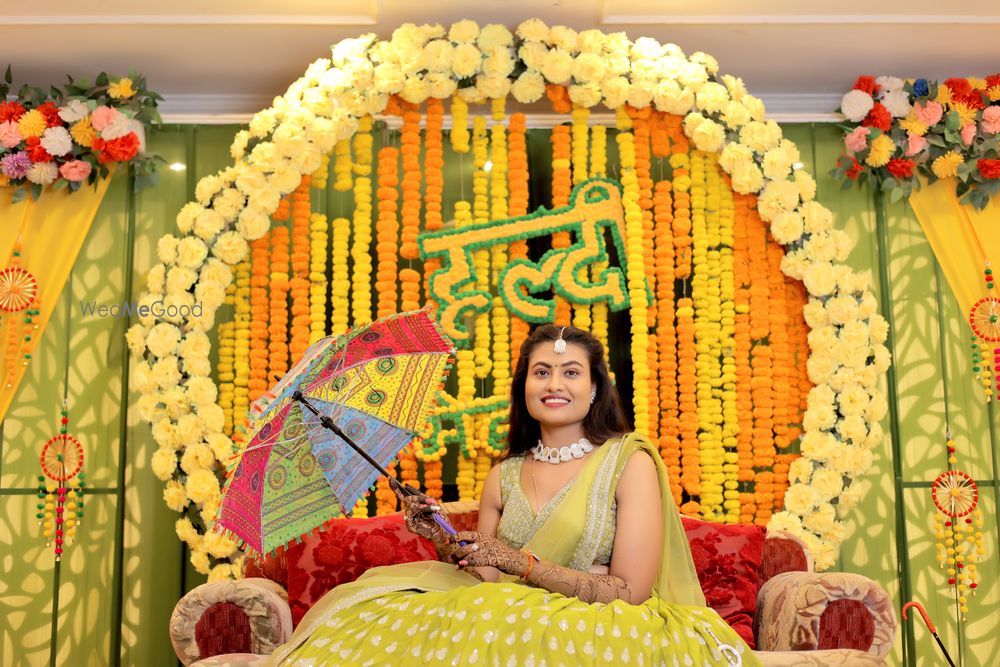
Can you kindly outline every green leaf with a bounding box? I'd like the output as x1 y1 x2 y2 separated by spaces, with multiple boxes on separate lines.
945 110 962 131
96 72 109 87
889 187 904 203
11 188 26 204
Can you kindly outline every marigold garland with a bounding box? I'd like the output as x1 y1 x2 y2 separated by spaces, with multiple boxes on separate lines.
231 260 251 441
288 178 311 365
507 112 531 369
329 217 351 336
472 115 492 381
375 145 400 320
423 99 446 310
654 179 682 505
450 95 470 154
267 225 290 381
589 123 610 356
247 235 270 404
733 194 757 522
351 116 374 327
333 138 353 192
550 119 573 325
570 105 592 332
308 212 329 344
216 318 236 435
616 106 652 437
399 102 423 264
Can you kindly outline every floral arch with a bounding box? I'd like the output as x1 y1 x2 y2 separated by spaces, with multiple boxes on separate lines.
126 19 890 579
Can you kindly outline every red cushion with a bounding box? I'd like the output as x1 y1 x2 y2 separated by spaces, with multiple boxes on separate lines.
681 516 766 649
195 602 252 657
284 513 438 625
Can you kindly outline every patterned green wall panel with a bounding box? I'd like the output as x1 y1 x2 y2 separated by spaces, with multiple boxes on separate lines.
0 495 54 666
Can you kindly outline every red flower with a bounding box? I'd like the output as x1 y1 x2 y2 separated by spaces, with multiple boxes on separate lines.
841 156 863 180
94 133 140 163
945 77 972 97
37 102 63 128
25 137 54 164
978 159 1000 179
853 75 880 96
861 103 892 132
944 77 985 109
0 101 26 123
887 158 915 179
987 73 1000 90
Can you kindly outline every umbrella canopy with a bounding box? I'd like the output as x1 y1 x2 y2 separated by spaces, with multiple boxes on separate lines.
214 310 454 555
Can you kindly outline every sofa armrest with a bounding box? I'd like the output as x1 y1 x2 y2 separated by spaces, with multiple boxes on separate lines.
755 571 896 658
170 578 293 666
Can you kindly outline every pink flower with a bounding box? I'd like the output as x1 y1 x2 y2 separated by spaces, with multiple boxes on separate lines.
90 106 122 131
961 123 977 146
981 106 1000 135
844 126 871 153
59 159 92 182
905 133 928 156
0 121 22 148
913 101 944 127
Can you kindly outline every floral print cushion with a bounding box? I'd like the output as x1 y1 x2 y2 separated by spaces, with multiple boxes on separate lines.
283 513 438 625
681 516 767 649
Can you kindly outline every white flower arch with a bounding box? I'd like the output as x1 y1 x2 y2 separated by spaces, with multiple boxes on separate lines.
127 19 891 578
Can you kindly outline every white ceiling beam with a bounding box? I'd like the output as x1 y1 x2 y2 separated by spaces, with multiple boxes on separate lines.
601 13 1000 25
6 14 376 26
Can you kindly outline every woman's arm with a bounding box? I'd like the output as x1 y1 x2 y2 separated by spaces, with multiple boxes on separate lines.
470 463 503 582
607 449 664 604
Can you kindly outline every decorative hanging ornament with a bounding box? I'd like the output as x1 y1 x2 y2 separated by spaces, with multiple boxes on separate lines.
931 434 983 621
1 242 41 391
968 262 1000 401
36 403 86 561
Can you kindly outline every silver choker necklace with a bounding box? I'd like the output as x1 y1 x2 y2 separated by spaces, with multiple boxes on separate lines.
532 437 593 464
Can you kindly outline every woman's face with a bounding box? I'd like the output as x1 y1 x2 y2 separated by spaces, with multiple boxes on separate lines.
523 341 596 433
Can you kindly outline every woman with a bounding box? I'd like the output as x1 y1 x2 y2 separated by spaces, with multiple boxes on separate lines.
270 325 758 666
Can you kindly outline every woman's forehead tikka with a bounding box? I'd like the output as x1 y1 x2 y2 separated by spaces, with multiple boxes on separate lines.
553 326 568 354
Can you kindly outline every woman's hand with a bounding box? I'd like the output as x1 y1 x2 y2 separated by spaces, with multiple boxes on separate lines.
392 485 451 550
445 531 529 577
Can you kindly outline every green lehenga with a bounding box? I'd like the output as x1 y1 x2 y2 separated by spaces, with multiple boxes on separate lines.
269 434 760 666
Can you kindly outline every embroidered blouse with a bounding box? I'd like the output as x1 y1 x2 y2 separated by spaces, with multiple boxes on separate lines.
496 445 620 567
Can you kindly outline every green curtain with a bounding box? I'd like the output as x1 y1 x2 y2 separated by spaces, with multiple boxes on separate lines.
0 122 998 666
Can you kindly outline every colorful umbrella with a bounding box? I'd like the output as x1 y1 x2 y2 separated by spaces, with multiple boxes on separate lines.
214 310 455 556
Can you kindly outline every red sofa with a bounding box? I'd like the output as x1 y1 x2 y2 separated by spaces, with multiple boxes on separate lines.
170 502 896 666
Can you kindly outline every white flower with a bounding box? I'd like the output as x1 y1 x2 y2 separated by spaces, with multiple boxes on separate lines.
176 237 209 269
211 231 249 265
601 76 631 110
175 414 206 449
801 201 833 234
802 300 829 328
40 126 73 157
26 163 58 185
780 250 809 281
800 430 838 463
626 81 655 110
518 42 548 71
721 74 747 101
838 384 871 417
516 19 550 43
511 71 546 104
730 162 764 195
631 37 663 61
151 448 178 481
236 205 270 241
193 208 226 241
448 19 479 43
146 323 181 358
482 48 515 78
539 48 573 85
571 53 607 84
690 51 719 74
653 79 695 116
549 25 579 52
452 43 482 79
757 179 800 221
721 101 751 129
577 29 605 54
568 82 602 108
400 76 430 104
803 232 837 263
868 314 889 344
58 99 90 123
165 266 197 294
875 76 905 93
373 63 405 94
783 483 821 515
179 330 211 361
426 72 458 99
882 89 911 118
803 262 838 297
770 211 804 245
695 82 729 114
788 457 814 484
476 74 512 100
768 511 803 534
478 24 513 51
841 90 874 122
739 120 783 154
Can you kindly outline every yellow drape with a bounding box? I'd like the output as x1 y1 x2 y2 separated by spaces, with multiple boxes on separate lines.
0 177 114 422
908 178 1000 317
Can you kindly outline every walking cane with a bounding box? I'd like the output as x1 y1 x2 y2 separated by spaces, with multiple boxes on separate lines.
901 601 957 667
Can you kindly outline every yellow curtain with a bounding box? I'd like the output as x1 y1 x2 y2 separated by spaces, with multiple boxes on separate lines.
908 178 1000 318
0 176 115 422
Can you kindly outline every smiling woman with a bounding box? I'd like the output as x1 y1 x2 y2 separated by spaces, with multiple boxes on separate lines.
272 323 761 666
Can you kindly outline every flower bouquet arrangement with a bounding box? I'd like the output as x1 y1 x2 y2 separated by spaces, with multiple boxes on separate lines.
0 66 163 202
832 74 1000 209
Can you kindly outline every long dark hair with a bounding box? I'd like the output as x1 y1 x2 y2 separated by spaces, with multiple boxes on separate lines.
505 324 629 458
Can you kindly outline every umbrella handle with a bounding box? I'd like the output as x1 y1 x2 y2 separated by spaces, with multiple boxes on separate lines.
392 478 468 546
901 601 935 633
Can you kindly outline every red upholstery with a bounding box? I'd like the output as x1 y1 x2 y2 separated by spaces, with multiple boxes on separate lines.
681 516 766 649
194 602 252 657
282 513 438 625
759 534 810 586
818 599 876 651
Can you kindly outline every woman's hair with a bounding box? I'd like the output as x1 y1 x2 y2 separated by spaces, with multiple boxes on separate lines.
505 324 629 458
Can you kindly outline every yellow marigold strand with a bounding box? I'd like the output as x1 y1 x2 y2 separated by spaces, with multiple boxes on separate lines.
329 217 351 336
247 235 270 404
288 178 312 365
375 145 400 320
333 139 353 192
472 115 492 380
550 123 573 325
351 116 374 327
231 260 251 441
267 225 290 381
615 106 651 437
308 212 328 344
507 112 531 369
733 194 756 523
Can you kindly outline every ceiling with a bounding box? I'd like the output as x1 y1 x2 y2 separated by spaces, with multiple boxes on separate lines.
6 0 1000 123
